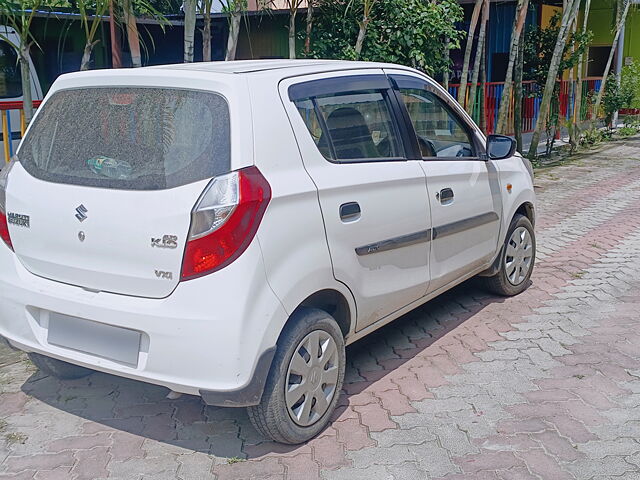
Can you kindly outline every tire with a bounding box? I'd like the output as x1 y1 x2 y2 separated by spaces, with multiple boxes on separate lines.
28 353 94 380
482 213 536 296
247 308 346 444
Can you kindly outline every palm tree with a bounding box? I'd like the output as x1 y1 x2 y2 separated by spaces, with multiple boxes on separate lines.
282 0 304 59
354 0 376 58
0 0 42 124
571 0 591 146
457 0 483 108
304 0 314 54
223 0 245 60
527 0 582 157
123 0 142 66
466 0 489 116
495 0 529 134
200 0 215 61
183 0 196 61
78 0 110 70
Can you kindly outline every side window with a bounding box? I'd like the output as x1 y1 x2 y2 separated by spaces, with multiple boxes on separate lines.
295 90 402 162
0 41 22 99
399 88 475 159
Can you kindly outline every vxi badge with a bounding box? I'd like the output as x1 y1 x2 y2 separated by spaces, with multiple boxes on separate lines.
7 213 30 228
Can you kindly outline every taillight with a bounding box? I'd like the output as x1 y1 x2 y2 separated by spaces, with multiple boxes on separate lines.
181 166 271 280
0 159 16 251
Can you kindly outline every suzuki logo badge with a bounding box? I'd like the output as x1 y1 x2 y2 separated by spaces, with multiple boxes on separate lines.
75 204 88 222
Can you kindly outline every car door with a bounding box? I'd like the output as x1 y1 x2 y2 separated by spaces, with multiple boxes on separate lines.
386 70 502 292
280 71 432 331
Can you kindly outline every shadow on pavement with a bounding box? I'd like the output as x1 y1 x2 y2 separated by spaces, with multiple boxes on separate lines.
20 278 515 460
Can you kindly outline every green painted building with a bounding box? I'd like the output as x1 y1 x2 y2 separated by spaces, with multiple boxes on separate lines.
586 0 640 75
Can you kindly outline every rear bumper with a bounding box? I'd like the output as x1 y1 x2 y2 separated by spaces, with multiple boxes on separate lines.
0 241 287 406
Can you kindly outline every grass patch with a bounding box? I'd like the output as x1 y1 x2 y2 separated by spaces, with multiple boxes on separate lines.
227 457 245 465
5 432 28 445
0 419 7 432
571 272 585 279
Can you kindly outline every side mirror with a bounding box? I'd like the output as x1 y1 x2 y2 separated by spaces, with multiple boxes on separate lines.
486 134 517 160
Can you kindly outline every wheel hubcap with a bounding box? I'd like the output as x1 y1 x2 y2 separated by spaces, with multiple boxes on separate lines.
285 330 339 427
505 226 533 286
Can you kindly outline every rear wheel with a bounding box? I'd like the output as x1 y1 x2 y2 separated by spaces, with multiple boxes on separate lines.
482 214 536 296
247 308 346 444
28 353 93 380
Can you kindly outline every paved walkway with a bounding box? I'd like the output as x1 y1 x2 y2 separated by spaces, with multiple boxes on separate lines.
2 137 640 479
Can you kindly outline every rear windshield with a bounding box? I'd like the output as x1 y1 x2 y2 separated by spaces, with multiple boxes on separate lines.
17 87 230 190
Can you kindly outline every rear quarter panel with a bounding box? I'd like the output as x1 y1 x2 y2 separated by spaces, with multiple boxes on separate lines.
247 73 357 335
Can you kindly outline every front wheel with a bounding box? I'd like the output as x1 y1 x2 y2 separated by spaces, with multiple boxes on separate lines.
247 308 346 444
482 214 536 296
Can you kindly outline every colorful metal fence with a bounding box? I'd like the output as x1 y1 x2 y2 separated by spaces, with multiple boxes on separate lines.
0 100 42 163
448 78 603 135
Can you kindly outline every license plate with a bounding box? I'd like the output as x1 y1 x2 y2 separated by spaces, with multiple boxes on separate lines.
47 312 141 367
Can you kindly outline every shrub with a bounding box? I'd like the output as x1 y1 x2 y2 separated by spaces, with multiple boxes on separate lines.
618 126 638 137
621 61 640 110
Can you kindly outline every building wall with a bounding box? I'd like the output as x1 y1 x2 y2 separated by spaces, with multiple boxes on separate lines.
623 9 640 65
585 0 639 74
485 1 538 81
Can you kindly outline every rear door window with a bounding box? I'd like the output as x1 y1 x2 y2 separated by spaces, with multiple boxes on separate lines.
18 87 230 190
0 40 22 98
292 79 404 162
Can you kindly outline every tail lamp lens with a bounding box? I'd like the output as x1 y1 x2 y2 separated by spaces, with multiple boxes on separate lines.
0 159 16 251
181 166 271 280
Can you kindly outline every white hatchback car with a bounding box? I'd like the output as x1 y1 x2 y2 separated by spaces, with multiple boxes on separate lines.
0 60 536 444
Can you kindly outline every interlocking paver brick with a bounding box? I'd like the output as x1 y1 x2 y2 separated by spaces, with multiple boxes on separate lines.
2 138 640 478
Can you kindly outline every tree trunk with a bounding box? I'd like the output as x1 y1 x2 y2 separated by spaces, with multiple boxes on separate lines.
527 0 582 157
479 40 487 133
514 28 524 152
80 40 99 70
442 37 450 90
203 8 212 61
124 0 141 67
567 17 578 150
225 10 241 60
354 17 369 57
183 0 197 62
572 0 591 139
495 0 529 134
466 0 489 116
19 47 33 125
304 0 313 55
591 0 630 122
109 0 122 68
288 9 296 59
458 0 483 108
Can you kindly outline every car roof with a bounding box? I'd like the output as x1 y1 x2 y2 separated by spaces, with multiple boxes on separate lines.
148 59 410 76
50 59 424 98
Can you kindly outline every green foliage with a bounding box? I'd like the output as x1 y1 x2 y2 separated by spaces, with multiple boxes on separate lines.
579 128 606 146
602 76 633 127
625 114 640 129
307 0 464 76
522 12 592 87
618 126 638 136
620 61 640 109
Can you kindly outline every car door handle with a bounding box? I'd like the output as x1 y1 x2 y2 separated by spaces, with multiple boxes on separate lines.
437 188 454 205
340 202 361 222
